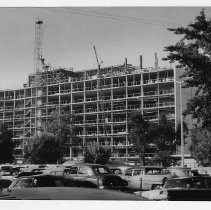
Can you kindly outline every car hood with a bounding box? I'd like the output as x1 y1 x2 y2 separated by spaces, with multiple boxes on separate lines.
2 187 148 200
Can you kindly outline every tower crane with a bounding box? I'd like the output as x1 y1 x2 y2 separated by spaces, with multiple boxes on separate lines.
93 46 107 146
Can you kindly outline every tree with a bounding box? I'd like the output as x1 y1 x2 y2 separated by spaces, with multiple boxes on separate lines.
150 115 179 167
44 106 77 156
0 123 14 164
189 126 211 167
128 111 151 166
23 133 63 164
164 9 211 128
84 142 111 165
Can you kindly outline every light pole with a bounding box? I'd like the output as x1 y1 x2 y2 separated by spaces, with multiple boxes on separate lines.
175 81 184 167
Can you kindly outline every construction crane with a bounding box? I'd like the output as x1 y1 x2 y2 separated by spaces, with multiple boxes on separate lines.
93 46 107 146
34 18 45 137
34 18 46 86
93 45 103 74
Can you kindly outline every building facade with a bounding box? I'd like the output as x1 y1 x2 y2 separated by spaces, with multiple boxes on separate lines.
0 61 176 162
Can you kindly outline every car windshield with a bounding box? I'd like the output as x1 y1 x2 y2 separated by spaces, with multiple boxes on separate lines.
13 176 65 188
164 179 195 189
93 167 110 174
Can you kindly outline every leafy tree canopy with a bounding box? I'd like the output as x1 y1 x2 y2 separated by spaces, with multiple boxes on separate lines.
150 115 180 167
128 111 152 166
164 9 211 127
84 142 111 165
0 123 14 164
189 126 211 167
128 112 183 167
44 106 77 155
23 133 63 164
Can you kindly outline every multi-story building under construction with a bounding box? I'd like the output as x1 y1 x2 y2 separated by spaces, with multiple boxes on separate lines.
0 20 177 162
0 59 176 162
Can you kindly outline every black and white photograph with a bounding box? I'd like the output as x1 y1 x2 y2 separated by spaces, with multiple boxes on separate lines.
0 0 211 205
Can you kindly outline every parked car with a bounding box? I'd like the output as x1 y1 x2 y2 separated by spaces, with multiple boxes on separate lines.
3 174 75 192
1 187 148 200
140 176 211 201
14 171 43 178
22 166 46 173
43 168 65 177
169 167 191 177
0 166 13 171
190 168 208 176
110 166 132 176
64 163 127 191
121 166 171 191
109 167 124 175
0 170 17 180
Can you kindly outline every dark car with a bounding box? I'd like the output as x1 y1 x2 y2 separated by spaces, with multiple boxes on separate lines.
109 167 123 175
190 168 208 176
140 176 211 201
14 171 43 178
0 187 148 200
0 166 13 171
4 174 76 192
64 163 127 191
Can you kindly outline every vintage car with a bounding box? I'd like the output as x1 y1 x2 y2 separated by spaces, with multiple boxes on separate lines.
140 176 211 201
64 163 127 191
3 174 75 192
0 187 148 200
0 169 17 180
121 166 172 191
42 168 67 177
190 168 208 176
109 166 132 176
14 171 43 179
22 166 47 173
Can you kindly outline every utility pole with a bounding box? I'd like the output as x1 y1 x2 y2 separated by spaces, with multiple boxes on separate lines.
175 80 185 167
179 81 184 167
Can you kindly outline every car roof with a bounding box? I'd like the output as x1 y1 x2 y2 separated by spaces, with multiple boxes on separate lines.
71 163 109 167
18 174 56 179
42 168 64 173
167 176 211 181
121 166 165 170
3 187 148 200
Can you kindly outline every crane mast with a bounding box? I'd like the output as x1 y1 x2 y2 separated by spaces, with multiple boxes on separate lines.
34 18 45 136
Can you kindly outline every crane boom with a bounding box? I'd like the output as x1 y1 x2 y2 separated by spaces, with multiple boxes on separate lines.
93 45 100 68
93 45 107 146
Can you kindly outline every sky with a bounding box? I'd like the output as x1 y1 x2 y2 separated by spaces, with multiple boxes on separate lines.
0 6 211 89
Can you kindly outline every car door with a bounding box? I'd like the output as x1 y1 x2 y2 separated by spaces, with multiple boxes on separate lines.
129 169 144 191
66 167 78 183
123 169 133 189
74 166 88 187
